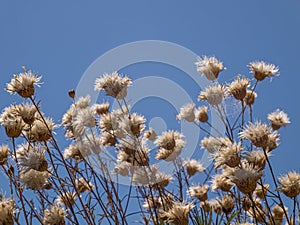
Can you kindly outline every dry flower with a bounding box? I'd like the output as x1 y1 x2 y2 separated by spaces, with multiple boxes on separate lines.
63 143 84 161
14 102 37 125
241 196 252 211
75 178 94 193
268 109 290 130
79 132 102 154
19 169 50 190
217 194 235 214
0 197 14 225
112 162 129 177
61 106 75 138
183 159 205 176
92 102 110 115
200 201 211 212
247 204 266 223
160 201 194 225
120 112 146 137
266 131 280 152
271 204 288 225
68 89 75 99
143 196 161 210
155 130 185 161
195 56 224 81
187 184 209 201
230 164 263 194
75 95 91 109
94 71 132 99
117 139 149 166
278 171 300 197
201 136 232 153
132 165 158 186
213 141 242 168
254 184 270 199
211 170 234 192
244 89 257 105
249 61 279 81
6 67 41 98
239 121 271 148
27 116 55 142
244 150 269 170
57 191 76 208
198 84 225 105
195 106 208 122
143 128 157 141
43 204 66 225
101 132 117 146
0 106 24 138
210 198 222 214
227 75 250 100
16 144 48 172
154 172 173 189
72 108 96 137
99 109 126 138
0 145 10 165
177 103 195 122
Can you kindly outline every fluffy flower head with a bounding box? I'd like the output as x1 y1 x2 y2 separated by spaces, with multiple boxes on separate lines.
6 67 41 98
230 164 263 194
226 75 250 100
268 109 290 130
0 196 14 225
160 202 194 225
43 204 66 225
94 71 132 99
195 56 224 81
249 61 279 81
155 130 186 161
183 159 205 176
177 103 195 122
239 121 271 148
198 84 225 105
278 171 300 197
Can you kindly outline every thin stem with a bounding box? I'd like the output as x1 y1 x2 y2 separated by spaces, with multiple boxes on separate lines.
263 148 290 224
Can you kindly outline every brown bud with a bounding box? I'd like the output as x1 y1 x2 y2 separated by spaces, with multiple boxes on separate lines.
68 89 76 99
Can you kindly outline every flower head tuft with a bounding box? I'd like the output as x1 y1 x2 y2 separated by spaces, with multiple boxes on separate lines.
43 204 66 225
183 159 205 176
278 171 300 197
268 109 290 130
239 121 271 148
177 103 195 122
6 67 42 98
249 61 279 81
0 196 14 225
160 201 194 225
198 84 225 105
230 164 263 194
155 130 186 161
94 71 132 99
195 56 224 81
226 75 250 100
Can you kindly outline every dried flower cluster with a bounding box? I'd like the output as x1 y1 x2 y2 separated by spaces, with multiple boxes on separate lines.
0 57 298 225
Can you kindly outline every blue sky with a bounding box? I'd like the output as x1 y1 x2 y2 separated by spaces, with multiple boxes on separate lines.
0 0 300 222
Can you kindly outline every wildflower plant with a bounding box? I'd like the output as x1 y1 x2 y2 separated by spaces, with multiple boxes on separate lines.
0 56 299 225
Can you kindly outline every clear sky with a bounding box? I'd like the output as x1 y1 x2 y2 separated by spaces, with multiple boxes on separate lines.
0 0 300 221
